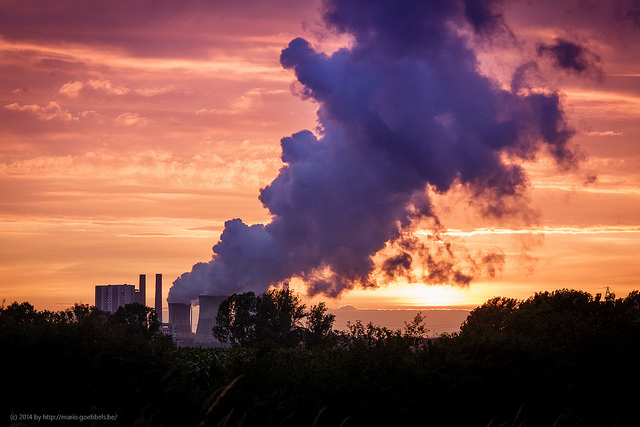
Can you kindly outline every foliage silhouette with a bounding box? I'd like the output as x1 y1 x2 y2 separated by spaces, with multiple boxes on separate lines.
1 301 194 426
213 289 329 349
304 301 337 349
3 289 640 426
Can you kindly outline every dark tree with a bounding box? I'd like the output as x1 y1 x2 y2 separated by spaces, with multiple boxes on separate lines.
255 288 307 347
213 289 321 348
213 291 258 347
304 301 336 348
403 311 429 348
459 296 518 338
110 302 160 336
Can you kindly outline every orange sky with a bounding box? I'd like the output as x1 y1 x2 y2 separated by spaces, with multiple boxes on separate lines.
1 0 639 312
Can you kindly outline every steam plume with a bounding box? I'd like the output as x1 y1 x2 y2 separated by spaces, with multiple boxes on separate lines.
537 38 602 78
169 0 578 304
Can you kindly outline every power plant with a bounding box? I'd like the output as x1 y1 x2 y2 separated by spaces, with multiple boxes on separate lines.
95 274 149 314
94 273 228 347
165 295 229 347
168 302 193 343
95 284 137 313
194 295 228 346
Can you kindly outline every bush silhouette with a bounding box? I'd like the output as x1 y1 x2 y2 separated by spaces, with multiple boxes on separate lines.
3 289 640 426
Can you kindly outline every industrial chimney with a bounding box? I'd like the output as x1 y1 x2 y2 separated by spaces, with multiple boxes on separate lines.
155 273 162 323
194 295 229 347
168 302 193 344
138 274 146 306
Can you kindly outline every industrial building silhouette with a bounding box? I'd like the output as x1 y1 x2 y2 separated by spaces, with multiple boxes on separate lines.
95 274 227 347
168 295 228 347
94 274 152 314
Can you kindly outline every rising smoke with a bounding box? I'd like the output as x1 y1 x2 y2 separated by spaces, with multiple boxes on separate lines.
537 38 603 79
169 0 579 304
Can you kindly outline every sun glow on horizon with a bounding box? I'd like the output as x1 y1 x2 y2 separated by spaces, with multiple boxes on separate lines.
391 283 472 307
328 282 477 310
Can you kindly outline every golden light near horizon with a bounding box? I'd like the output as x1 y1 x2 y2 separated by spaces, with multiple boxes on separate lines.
323 282 479 310
391 283 471 307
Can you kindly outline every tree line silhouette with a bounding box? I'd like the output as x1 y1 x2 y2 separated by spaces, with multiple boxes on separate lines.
3 288 640 426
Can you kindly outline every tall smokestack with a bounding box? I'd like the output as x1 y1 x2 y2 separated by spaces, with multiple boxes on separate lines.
139 274 146 306
155 273 162 323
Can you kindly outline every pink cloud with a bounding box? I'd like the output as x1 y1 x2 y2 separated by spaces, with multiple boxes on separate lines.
4 101 76 121
115 112 149 127
585 130 624 136
60 78 177 98
0 0 322 59
86 79 130 95
58 81 84 97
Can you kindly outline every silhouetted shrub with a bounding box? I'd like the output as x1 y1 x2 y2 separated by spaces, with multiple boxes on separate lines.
4 290 640 426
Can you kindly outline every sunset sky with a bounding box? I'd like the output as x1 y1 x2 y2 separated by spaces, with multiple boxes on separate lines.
1 0 639 313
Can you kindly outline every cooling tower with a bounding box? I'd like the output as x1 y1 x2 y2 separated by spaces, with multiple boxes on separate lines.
194 295 229 347
168 302 193 343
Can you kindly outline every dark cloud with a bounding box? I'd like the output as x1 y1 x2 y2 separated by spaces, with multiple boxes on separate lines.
463 0 507 35
625 2 640 27
170 0 579 303
502 0 640 73
381 253 413 281
537 38 603 78
390 230 506 288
